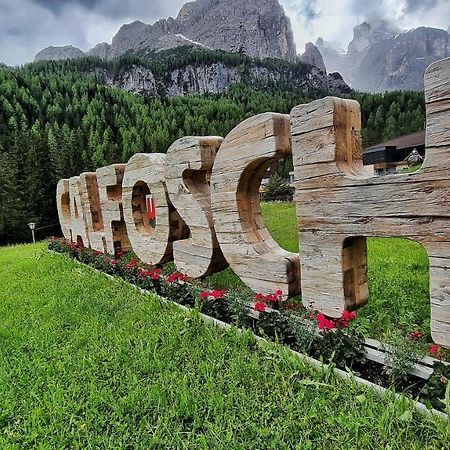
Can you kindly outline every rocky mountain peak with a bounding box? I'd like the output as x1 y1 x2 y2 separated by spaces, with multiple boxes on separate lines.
319 20 450 92
35 45 86 62
300 42 326 72
87 43 111 59
347 20 397 55
36 0 296 62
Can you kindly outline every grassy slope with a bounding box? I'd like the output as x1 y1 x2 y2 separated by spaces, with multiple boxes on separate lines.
0 244 447 448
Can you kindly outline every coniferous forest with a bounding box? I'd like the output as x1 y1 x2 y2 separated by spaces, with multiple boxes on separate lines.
0 53 426 243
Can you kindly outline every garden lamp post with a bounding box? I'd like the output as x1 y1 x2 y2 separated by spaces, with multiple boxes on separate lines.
28 222 36 244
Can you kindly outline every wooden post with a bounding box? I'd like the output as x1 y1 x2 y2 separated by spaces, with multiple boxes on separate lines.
211 113 301 296
165 136 228 278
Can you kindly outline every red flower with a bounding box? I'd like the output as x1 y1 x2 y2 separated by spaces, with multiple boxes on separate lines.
124 259 140 270
341 310 357 322
264 294 275 303
317 313 335 331
254 301 266 313
93 250 103 256
255 293 264 301
111 259 118 266
151 269 161 280
167 272 189 284
285 303 295 310
275 290 283 296
199 290 226 300
408 330 425 342
429 344 439 355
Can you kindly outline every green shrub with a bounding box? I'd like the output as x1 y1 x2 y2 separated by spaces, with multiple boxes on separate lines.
262 174 294 201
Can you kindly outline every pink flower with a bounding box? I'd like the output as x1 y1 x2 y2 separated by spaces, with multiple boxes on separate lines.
254 301 266 313
124 259 140 270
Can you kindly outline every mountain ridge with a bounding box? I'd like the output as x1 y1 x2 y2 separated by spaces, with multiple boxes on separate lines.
36 0 296 63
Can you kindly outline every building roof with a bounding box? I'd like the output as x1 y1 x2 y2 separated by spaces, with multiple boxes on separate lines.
365 130 425 151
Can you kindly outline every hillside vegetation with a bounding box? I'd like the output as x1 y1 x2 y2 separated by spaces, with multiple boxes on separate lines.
0 243 447 448
0 50 426 243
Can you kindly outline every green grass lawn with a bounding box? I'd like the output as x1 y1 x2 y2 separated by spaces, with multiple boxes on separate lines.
0 244 448 448
209 202 432 342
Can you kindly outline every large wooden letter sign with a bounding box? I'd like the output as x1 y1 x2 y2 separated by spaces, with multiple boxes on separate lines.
57 57 450 348
212 113 301 295
291 58 450 346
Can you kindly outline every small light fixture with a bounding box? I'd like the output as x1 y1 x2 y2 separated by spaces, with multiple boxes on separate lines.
28 222 36 243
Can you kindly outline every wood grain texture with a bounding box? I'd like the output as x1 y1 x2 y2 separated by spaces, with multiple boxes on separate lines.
165 136 228 278
211 113 301 296
291 57 450 347
122 153 189 266
56 179 71 240
96 164 132 255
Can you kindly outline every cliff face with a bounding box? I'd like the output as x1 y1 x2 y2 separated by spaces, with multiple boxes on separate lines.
318 22 450 92
35 0 296 63
97 60 349 98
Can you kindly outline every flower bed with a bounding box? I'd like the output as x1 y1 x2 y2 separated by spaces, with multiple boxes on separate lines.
48 238 450 415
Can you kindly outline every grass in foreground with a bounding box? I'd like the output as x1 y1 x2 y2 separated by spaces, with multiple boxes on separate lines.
0 243 448 448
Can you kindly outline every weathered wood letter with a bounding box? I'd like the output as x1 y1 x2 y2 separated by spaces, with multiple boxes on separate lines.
122 153 189 266
165 137 228 278
56 179 71 240
78 173 106 253
291 57 450 347
68 176 90 246
211 113 301 296
96 164 131 255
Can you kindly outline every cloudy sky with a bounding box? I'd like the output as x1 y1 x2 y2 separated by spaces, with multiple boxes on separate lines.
0 0 449 66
